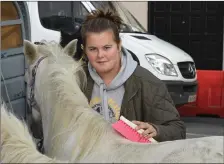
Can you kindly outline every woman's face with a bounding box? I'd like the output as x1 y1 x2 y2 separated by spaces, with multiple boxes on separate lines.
85 30 121 76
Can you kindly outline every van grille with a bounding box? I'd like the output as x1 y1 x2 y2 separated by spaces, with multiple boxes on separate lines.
177 62 196 79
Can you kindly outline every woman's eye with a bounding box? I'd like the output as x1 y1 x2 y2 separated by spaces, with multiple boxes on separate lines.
89 48 96 51
104 46 111 50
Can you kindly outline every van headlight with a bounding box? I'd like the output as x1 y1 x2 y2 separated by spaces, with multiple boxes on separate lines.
145 54 177 76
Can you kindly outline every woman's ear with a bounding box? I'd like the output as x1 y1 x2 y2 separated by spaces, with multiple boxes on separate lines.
81 44 84 50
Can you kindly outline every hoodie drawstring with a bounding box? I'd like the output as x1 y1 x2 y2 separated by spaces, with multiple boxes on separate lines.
100 83 110 121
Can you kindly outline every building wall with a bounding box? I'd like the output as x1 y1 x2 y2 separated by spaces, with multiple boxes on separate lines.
120 2 148 31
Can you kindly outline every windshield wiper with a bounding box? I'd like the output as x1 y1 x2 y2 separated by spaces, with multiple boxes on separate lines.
130 31 148 34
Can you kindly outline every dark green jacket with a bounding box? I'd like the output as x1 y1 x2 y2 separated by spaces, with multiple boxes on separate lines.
83 65 186 142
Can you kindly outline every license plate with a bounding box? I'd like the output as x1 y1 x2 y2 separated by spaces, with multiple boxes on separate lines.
188 94 197 103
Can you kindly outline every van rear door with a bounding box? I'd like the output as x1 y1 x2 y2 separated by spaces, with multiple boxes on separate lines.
1 1 31 120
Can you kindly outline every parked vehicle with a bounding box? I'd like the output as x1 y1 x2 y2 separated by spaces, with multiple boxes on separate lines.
26 1 198 106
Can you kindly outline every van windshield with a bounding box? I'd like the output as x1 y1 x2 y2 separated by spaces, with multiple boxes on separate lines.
91 1 147 33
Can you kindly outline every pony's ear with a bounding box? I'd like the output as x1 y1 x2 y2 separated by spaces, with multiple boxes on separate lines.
63 39 78 57
24 40 37 64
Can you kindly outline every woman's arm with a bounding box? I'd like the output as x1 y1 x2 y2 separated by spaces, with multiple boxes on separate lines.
144 83 186 142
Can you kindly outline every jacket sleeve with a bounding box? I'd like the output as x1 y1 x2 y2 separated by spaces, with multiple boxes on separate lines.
146 83 186 142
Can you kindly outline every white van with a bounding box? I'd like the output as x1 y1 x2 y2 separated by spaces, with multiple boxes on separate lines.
26 1 198 106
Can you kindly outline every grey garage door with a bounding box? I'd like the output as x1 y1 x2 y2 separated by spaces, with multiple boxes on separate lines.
1 2 31 120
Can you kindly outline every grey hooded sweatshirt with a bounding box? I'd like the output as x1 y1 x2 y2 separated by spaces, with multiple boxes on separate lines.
88 49 137 123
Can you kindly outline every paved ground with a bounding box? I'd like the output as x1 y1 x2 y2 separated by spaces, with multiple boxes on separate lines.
181 116 224 139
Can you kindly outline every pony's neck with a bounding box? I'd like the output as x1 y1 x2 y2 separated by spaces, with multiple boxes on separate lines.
34 51 115 161
35 56 106 160
34 58 52 145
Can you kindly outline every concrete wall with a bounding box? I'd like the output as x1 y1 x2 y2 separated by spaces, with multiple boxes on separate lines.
120 2 148 31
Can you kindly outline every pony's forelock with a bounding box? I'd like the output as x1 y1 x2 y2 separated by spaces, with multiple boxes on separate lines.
35 40 87 91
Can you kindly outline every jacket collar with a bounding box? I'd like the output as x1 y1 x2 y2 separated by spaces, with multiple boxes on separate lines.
85 74 94 102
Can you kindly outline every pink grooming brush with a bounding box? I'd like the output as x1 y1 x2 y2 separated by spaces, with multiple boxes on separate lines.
112 116 158 143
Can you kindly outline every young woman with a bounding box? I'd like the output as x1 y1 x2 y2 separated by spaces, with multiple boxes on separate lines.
81 9 186 142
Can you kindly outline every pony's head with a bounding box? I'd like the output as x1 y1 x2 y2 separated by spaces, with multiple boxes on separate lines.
24 38 88 109
24 39 88 142
24 39 87 89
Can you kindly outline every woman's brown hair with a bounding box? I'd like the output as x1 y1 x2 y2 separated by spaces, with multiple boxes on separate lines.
81 9 123 47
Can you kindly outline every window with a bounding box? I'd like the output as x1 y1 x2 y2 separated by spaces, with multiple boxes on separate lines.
1 1 19 21
1 25 23 50
38 2 89 33
1 2 23 50
72 2 89 20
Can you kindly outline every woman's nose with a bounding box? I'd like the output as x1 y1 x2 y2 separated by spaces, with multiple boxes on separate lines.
97 50 104 58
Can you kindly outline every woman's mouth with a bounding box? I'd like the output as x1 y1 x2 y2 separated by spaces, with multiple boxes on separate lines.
97 61 107 64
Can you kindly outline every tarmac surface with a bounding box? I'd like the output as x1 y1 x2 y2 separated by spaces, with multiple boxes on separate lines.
181 116 224 138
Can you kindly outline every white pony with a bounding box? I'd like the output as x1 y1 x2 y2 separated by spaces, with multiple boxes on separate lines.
1 39 223 163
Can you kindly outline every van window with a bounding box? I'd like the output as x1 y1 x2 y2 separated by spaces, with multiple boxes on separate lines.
38 2 88 33
1 2 23 50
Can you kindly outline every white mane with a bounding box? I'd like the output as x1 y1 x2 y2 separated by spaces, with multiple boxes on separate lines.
1 102 62 163
36 41 86 91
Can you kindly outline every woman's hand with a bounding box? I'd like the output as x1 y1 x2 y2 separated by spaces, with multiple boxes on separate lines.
132 120 157 139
